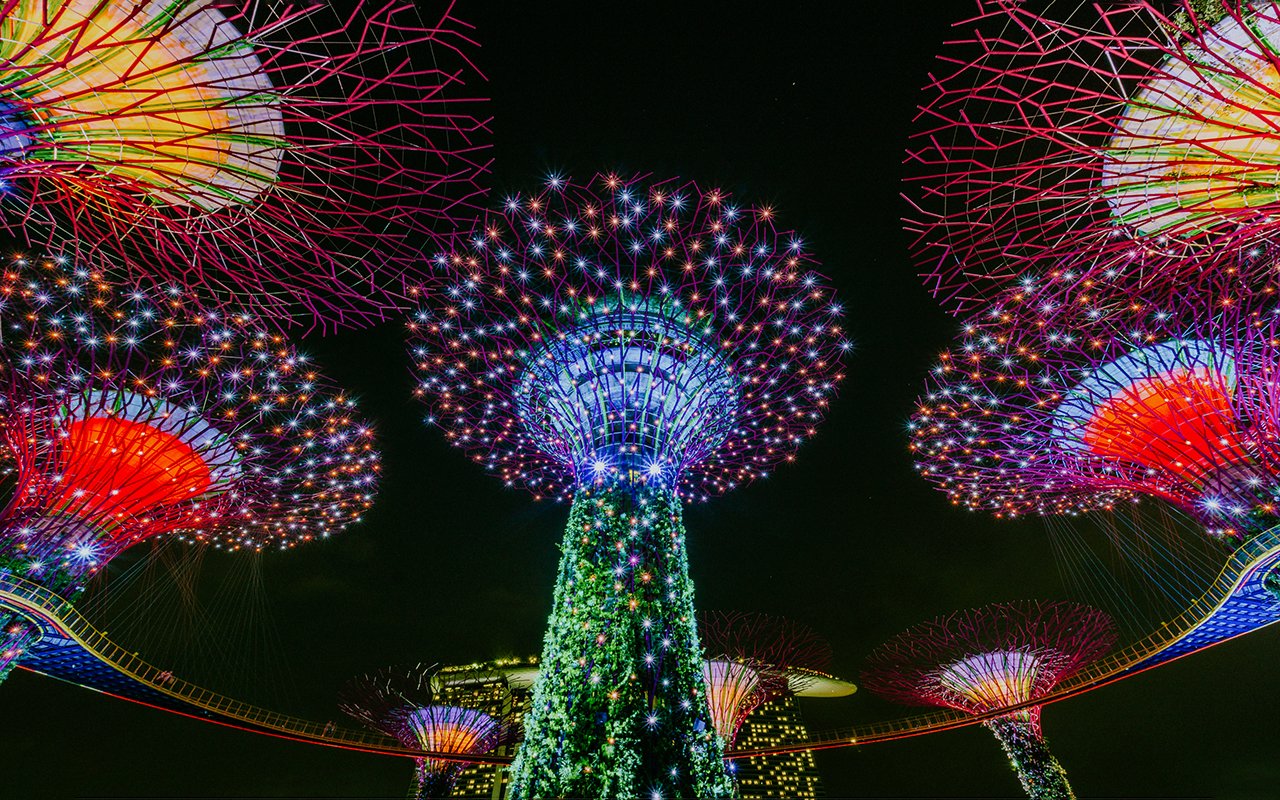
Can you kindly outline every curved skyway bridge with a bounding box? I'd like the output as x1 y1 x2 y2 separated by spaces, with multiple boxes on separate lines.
5 526 1280 763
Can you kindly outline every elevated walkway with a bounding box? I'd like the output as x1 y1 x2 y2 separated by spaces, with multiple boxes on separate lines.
4 526 1278 761
0 573 506 765
733 526 1280 756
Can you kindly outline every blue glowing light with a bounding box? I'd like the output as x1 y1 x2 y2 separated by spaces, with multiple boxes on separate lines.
0 101 33 160
516 307 738 486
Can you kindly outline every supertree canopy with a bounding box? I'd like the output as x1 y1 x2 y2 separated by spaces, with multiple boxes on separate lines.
908 286 1280 543
339 663 518 799
697 611 833 747
863 601 1116 800
0 253 380 684
0 0 490 330
407 173 848 799
905 0 1280 314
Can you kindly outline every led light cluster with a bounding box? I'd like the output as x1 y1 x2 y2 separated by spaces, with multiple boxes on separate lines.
409 173 848 502
907 295 1280 540
0 256 380 589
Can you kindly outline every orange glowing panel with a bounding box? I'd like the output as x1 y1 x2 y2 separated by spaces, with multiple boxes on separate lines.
50 416 214 530
1082 367 1251 484
418 723 482 754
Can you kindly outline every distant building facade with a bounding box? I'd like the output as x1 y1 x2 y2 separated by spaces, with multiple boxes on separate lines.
439 657 838 799
730 694 825 798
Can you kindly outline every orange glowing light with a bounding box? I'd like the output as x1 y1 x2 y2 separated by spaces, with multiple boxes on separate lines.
1082 368 1250 483
417 722 482 754
50 416 214 527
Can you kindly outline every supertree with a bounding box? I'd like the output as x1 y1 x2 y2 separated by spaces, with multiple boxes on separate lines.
904 0 1280 315
697 611 833 748
0 253 380 684
907 285 1280 544
0 0 490 330
339 663 519 799
406 173 849 799
863 600 1116 800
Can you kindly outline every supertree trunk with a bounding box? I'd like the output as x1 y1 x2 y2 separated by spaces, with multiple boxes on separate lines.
410 758 462 799
984 716 1075 800
509 479 732 799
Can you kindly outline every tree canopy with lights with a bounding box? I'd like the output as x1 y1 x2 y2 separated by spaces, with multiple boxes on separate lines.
0 254 379 684
407 172 849 799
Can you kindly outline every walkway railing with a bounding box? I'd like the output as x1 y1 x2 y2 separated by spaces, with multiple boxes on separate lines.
5 526 1278 762
730 526 1280 756
0 572 511 765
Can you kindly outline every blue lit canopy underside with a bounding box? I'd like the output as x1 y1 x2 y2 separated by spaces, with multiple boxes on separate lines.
516 309 738 487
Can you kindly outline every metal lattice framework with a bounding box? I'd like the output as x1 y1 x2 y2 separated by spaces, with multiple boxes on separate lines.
698 611 833 746
408 172 849 502
908 287 1280 540
0 253 380 598
0 0 491 330
864 601 1116 800
905 0 1280 314
339 663 518 799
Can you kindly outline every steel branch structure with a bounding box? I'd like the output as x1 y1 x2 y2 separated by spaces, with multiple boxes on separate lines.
698 611 833 747
407 173 848 798
864 601 1116 800
0 253 379 684
0 0 491 329
339 663 518 799
908 287 1280 543
906 0 1280 314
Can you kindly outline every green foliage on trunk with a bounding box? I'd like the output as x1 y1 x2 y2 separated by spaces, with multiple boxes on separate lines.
986 715 1075 800
509 480 732 799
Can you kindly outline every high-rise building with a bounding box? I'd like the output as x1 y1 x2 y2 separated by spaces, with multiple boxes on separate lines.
438 659 536 800
731 694 826 798
436 657 854 799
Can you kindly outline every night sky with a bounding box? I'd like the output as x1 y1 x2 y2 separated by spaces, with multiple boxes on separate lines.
3 1 1279 798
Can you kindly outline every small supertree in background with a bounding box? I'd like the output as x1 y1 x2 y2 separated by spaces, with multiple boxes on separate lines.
339 663 519 799
407 173 849 798
0 0 490 330
907 286 1280 545
863 601 1117 800
904 0 1280 314
0 254 380 684
697 611 833 748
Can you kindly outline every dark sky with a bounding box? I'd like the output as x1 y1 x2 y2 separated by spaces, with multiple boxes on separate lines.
3 1 1279 798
